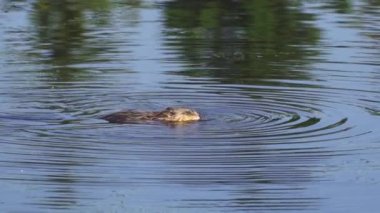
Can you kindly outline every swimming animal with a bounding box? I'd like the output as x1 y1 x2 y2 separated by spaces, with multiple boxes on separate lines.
101 107 200 123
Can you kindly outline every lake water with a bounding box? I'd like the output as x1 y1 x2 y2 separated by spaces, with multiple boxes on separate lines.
0 0 379 212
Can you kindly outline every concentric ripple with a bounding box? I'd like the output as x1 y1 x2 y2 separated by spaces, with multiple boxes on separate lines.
90 85 363 147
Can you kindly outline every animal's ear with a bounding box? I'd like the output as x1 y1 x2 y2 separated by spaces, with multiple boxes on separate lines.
166 107 174 111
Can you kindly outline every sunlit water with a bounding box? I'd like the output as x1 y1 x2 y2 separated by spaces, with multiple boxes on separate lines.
0 0 379 212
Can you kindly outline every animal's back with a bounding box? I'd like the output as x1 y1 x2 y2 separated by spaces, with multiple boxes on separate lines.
101 110 156 123
101 107 200 124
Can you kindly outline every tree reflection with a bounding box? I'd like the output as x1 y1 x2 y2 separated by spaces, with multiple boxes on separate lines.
162 0 321 84
29 0 112 81
320 0 353 13
25 0 113 209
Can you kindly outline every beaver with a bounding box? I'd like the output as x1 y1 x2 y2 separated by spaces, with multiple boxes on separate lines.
101 107 200 124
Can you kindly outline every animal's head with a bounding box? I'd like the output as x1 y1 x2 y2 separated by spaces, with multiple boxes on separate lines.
158 107 200 122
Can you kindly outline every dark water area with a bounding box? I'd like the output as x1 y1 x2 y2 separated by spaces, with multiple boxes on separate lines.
0 0 379 212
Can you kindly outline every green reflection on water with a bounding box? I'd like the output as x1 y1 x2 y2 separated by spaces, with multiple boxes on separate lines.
27 0 113 82
26 0 143 83
4 0 376 84
162 0 321 84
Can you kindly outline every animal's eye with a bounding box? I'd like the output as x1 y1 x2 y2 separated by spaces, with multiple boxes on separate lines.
169 112 176 115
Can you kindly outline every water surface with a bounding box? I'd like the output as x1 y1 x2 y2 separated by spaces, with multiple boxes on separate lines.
0 0 380 212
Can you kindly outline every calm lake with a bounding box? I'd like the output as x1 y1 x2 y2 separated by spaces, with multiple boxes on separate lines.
0 0 379 212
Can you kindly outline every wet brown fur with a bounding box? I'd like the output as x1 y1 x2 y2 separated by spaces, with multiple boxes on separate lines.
101 107 200 124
